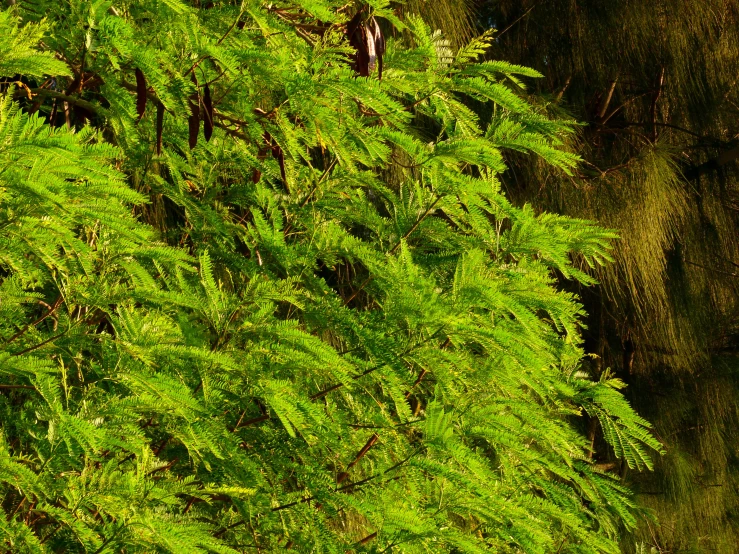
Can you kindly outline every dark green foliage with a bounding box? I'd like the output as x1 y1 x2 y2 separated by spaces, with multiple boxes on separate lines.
472 1 739 551
0 2 659 552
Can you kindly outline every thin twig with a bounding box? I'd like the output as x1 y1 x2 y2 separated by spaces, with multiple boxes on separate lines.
12 330 68 357
497 3 540 38
6 296 63 345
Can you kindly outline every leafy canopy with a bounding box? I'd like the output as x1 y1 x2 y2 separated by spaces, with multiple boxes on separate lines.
0 2 660 553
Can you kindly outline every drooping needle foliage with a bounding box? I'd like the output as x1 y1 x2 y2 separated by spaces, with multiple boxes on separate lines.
0 2 660 552
469 1 739 550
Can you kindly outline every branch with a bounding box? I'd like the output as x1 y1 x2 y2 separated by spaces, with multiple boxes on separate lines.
497 3 540 38
299 158 337 208
554 75 571 103
15 88 100 114
337 433 379 484
684 143 739 180
6 296 63 345
620 121 716 142
597 78 619 120
147 457 178 476
312 328 447 400
12 330 68 357
356 532 378 545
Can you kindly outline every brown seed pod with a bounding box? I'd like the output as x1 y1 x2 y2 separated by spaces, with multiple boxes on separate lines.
188 101 199 150
364 22 378 74
347 11 370 77
156 102 164 155
135 68 147 122
203 83 214 142
371 19 385 80
347 13 385 79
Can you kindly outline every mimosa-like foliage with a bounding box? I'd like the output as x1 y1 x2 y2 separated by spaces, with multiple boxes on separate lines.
0 2 659 552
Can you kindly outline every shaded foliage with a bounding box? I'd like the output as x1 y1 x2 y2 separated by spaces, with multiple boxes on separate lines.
471 0 739 551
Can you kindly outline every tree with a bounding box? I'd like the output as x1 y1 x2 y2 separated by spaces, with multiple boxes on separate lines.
0 2 658 552
472 0 739 551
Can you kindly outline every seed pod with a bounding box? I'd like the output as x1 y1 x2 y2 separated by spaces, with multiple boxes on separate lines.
188 73 199 150
135 68 147 122
274 144 287 191
156 102 164 155
188 100 199 150
263 132 288 192
347 11 370 77
372 19 385 80
364 22 377 74
203 83 214 141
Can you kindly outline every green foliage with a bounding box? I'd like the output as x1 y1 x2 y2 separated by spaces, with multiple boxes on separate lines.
0 2 658 552
0 10 70 78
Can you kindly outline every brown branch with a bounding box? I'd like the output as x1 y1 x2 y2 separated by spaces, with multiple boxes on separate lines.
684 259 738 278
554 75 571 103
309 363 382 400
299 158 338 208
0 384 36 390
183 56 211 79
586 417 598 459
597 78 619 120
15 88 100 114
389 195 442 256
312 329 447 401
234 413 270 429
600 91 653 125
182 496 198 515
310 382 344 400
405 369 427 400
214 449 420 537
347 433 379 469
9 497 27 519
357 532 378 545
217 12 244 45
684 143 739 180
620 121 714 141
147 457 178 476
337 433 379 483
